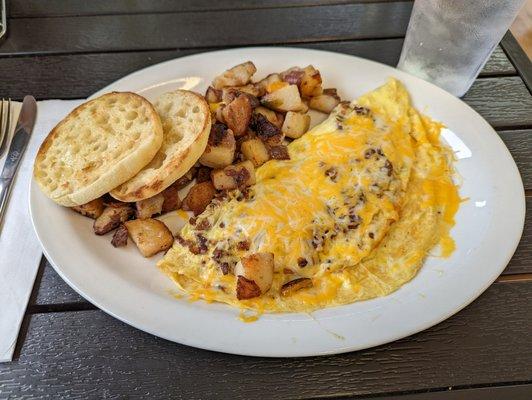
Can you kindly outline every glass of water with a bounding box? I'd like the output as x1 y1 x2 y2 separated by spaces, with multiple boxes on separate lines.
398 0 525 97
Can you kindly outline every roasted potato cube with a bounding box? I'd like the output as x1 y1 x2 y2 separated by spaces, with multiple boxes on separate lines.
124 218 173 258
235 252 274 298
71 198 104 219
241 138 270 167
222 85 260 102
211 160 256 190
205 86 222 103
269 145 290 160
182 181 216 216
135 193 164 219
256 73 281 94
222 95 252 136
254 106 283 128
161 183 181 213
300 65 323 97
199 124 236 168
309 90 341 113
281 111 311 139
111 224 128 247
212 61 257 89
196 166 212 183
249 113 283 145
280 278 313 297
93 204 134 235
260 84 303 112
215 104 226 123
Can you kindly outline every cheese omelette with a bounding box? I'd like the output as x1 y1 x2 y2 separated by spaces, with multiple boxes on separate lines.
158 78 460 313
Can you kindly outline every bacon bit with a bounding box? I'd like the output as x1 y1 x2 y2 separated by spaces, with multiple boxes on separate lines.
280 278 313 297
225 167 250 188
297 257 308 267
236 276 261 300
269 145 290 160
237 240 250 251
384 160 393 176
220 262 230 275
364 148 376 159
368 232 374 239
347 224 359 230
196 219 211 231
212 249 224 260
189 217 197 225
219 222 225 228
325 167 338 182
283 268 295 274
196 234 208 254
354 106 370 115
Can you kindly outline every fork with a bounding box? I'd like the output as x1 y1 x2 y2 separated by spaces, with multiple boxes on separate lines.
0 98 11 158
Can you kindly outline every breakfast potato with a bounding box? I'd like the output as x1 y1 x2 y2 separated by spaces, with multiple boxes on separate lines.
241 138 270 167
254 106 284 128
93 203 134 235
222 95 252 136
195 166 212 183
300 65 323 97
160 182 181 213
249 114 284 145
71 198 104 219
256 73 282 94
124 218 173 258
223 84 261 100
309 88 341 113
212 61 257 89
135 193 164 219
280 67 305 86
235 252 275 299
199 125 236 168
211 160 256 190
215 104 226 124
205 86 222 103
260 84 303 112
282 111 311 139
182 181 216 216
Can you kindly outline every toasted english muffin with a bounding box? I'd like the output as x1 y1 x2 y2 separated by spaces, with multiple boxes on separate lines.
110 90 211 202
33 92 163 207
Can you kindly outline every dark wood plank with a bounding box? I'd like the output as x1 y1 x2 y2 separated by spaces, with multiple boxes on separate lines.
0 2 413 56
503 195 532 275
501 32 532 94
5 281 532 399
462 76 532 128
35 260 85 305
497 129 532 190
0 42 514 101
375 385 532 400
0 41 509 99
8 0 400 18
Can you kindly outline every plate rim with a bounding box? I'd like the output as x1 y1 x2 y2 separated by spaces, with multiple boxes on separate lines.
30 46 526 357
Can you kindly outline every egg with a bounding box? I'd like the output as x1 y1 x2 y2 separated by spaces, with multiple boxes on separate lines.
158 79 460 314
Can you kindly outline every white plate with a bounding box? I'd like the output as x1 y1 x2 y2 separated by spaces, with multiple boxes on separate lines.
30 48 525 357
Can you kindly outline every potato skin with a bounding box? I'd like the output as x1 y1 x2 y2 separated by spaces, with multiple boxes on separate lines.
71 198 105 219
124 218 173 257
211 160 256 191
93 204 134 235
182 181 216 216
222 95 252 136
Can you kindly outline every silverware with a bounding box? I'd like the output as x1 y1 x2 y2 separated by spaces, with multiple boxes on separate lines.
0 96 37 232
0 0 6 40
0 98 12 157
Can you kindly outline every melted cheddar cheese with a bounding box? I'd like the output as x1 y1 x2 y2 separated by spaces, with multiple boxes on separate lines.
158 79 460 313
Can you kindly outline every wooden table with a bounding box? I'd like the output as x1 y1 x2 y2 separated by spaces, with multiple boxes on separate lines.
1 1 531 398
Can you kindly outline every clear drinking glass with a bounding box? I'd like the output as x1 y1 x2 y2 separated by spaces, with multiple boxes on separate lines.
397 0 525 97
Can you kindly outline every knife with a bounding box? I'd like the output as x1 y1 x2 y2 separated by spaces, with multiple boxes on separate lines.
0 96 37 232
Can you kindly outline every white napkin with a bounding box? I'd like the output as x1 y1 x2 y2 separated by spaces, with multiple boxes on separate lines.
0 99 83 362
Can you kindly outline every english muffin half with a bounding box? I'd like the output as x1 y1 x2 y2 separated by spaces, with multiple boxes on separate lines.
110 90 211 202
34 92 163 207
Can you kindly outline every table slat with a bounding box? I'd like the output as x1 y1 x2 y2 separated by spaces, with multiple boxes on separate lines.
8 0 396 18
0 2 413 56
0 43 514 101
7 281 532 399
